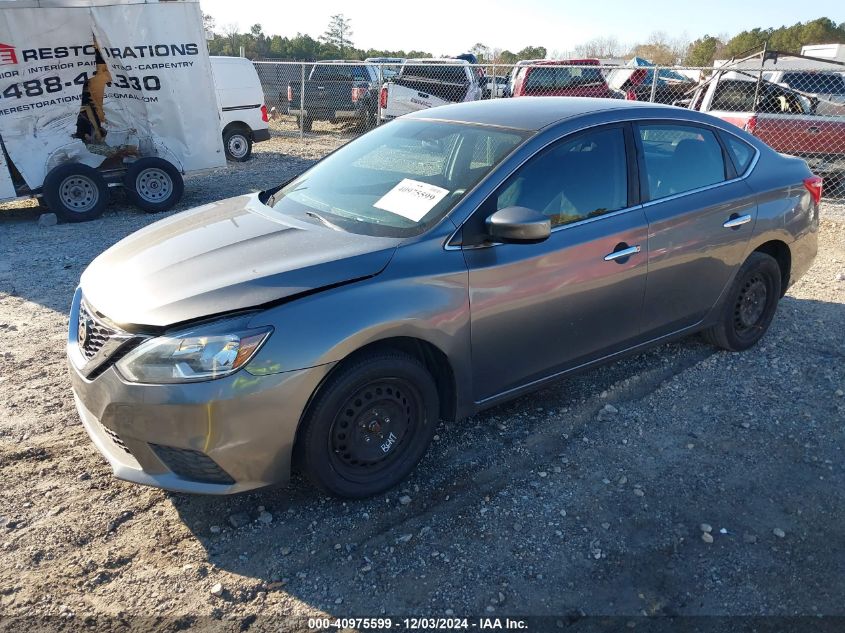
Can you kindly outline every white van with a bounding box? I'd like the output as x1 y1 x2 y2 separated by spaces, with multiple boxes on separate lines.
210 56 271 161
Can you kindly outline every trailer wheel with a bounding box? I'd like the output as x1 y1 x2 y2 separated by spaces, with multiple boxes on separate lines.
43 163 109 223
124 157 184 213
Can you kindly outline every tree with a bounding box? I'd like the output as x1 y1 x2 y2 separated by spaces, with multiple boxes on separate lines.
683 35 725 66
630 31 688 65
574 36 624 59
499 50 518 64
516 46 547 60
202 12 216 34
320 14 354 58
722 19 845 59
222 23 240 56
469 42 491 62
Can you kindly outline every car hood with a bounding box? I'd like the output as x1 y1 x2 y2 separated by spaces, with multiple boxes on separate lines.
80 193 401 328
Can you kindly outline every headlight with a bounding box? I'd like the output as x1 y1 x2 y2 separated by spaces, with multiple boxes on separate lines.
116 326 272 384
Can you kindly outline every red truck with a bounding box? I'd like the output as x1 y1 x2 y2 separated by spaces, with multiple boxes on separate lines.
689 73 845 180
510 59 617 98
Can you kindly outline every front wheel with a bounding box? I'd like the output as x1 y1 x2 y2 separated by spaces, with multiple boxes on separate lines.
703 252 782 351
123 157 184 213
297 351 439 498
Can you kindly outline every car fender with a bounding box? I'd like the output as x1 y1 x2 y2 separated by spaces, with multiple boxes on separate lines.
244 239 474 415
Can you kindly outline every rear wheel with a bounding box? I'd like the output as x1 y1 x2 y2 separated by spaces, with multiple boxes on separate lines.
42 163 109 223
703 252 782 351
123 157 184 213
297 351 439 498
223 127 252 162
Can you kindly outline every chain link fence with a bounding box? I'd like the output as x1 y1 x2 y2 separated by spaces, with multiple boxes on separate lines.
254 59 845 199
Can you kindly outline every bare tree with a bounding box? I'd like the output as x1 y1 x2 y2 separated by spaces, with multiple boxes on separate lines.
222 23 239 56
574 36 624 59
320 14 354 57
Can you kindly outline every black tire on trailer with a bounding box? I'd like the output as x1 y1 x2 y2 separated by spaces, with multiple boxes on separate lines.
702 251 782 352
123 157 184 213
296 350 439 498
223 127 253 162
42 163 109 223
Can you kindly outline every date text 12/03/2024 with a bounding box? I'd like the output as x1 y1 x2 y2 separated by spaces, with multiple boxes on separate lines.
307 618 529 630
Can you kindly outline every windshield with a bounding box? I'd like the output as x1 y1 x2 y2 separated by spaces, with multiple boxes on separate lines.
266 120 528 237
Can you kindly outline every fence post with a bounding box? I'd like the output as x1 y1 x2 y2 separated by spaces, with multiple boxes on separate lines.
299 62 305 139
377 63 384 126
649 66 659 103
491 62 496 99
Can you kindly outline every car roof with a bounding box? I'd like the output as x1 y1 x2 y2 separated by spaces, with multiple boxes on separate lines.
405 97 678 131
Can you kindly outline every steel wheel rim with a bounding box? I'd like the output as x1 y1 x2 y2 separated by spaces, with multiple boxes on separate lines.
59 175 99 212
734 274 768 333
328 378 421 481
227 134 248 158
135 168 173 203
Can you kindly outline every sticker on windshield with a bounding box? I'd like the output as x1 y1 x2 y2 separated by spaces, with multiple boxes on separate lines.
373 179 450 222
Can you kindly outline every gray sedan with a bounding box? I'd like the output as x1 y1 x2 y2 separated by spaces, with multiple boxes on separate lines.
68 98 820 497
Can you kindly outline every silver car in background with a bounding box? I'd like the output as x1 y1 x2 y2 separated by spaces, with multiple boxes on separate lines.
68 98 819 498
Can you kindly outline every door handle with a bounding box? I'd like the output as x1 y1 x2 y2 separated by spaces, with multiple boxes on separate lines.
604 245 641 262
723 214 752 229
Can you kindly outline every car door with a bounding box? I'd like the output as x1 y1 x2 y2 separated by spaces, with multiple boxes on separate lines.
461 124 650 402
634 122 758 339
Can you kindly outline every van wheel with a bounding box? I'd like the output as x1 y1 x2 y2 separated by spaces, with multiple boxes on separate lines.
43 163 109 223
124 157 184 213
297 350 439 498
223 128 252 162
702 252 782 351
296 115 313 132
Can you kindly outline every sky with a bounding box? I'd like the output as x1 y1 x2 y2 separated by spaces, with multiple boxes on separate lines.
198 0 844 56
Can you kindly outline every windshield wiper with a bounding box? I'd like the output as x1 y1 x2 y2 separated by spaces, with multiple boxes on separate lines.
305 210 343 232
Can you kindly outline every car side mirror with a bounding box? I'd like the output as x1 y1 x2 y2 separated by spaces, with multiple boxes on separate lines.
486 206 551 244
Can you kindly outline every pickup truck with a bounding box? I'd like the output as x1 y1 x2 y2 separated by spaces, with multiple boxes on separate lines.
689 73 845 179
288 62 380 131
380 59 482 121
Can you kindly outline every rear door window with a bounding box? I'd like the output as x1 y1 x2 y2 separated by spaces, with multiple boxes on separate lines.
638 124 726 200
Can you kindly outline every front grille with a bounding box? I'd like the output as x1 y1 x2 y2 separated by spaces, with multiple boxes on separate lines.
100 423 132 455
78 301 119 360
150 444 235 485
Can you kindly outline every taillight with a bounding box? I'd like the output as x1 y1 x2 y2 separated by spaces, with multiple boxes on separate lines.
351 86 366 103
287 86 292 102
626 89 637 101
803 175 823 205
260 104 268 122
743 115 757 135
379 85 388 109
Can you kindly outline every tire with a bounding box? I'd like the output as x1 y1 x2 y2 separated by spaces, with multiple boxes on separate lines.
702 252 782 351
42 163 109 223
296 115 313 132
223 127 252 162
123 157 184 213
358 107 377 132
297 350 439 498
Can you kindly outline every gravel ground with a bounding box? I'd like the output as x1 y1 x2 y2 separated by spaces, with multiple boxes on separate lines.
1 126 844 631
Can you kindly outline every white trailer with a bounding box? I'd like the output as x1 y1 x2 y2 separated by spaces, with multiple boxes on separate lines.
0 0 225 221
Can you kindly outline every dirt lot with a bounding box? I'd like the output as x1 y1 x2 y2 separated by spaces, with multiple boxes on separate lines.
1 127 844 631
